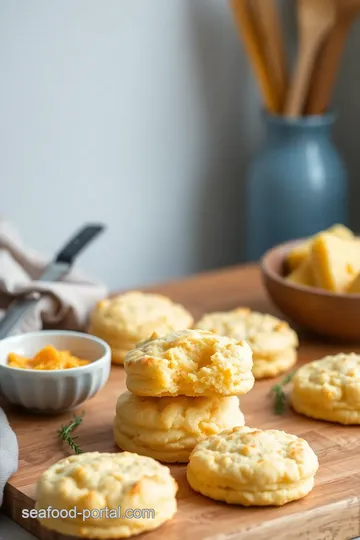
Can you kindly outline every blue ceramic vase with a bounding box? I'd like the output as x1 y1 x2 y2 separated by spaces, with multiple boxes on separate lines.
244 113 348 261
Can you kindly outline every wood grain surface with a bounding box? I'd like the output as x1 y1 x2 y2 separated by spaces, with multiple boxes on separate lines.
3 264 360 540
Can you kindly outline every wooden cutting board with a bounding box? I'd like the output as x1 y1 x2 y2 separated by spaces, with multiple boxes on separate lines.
3 265 360 540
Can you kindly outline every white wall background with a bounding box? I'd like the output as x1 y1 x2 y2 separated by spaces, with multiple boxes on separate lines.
1 0 359 290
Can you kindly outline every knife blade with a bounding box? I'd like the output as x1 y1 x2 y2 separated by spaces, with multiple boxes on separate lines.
0 223 105 339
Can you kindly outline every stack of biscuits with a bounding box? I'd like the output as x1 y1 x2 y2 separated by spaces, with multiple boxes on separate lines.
34 293 318 539
113 328 255 463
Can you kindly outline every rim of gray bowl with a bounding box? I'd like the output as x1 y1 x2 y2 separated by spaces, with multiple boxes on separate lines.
0 330 111 375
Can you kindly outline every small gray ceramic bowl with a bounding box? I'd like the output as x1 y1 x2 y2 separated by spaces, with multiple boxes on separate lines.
0 330 111 413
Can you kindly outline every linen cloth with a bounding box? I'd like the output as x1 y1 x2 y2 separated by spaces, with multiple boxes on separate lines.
0 409 18 506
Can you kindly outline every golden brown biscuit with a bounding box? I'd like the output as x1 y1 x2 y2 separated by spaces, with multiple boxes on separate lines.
88 291 193 364
251 348 297 379
187 426 318 506
35 451 177 538
291 353 360 424
124 329 254 397
113 391 245 462
195 308 298 379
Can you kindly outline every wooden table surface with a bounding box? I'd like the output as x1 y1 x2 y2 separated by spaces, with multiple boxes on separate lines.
3 264 360 540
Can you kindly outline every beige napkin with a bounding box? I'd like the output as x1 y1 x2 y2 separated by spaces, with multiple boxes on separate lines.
0 219 108 334
0 408 18 507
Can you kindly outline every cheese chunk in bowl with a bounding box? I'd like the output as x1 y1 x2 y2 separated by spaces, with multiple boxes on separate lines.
283 224 359 293
261 235 360 341
0 331 111 413
7 345 90 370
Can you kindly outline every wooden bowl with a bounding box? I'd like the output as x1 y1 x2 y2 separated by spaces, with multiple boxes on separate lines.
261 239 360 342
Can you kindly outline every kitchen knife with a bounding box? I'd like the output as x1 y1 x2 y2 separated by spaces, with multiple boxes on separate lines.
0 223 105 339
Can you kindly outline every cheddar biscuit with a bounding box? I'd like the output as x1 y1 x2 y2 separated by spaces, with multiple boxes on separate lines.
113 391 245 463
195 308 298 379
35 451 177 538
187 426 318 506
252 348 297 379
291 353 360 424
88 291 193 364
124 329 254 397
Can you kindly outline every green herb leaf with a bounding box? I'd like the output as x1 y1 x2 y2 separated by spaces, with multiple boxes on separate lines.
270 372 296 415
58 412 85 454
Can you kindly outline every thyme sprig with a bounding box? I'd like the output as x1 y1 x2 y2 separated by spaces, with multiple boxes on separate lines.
271 372 296 415
58 412 85 454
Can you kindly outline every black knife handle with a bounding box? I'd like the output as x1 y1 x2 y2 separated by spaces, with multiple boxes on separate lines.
55 223 105 265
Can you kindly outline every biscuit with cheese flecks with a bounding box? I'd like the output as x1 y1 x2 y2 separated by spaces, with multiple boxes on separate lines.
113 391 245 462
35 451 177 538
124 329 254 397
187 426 318 506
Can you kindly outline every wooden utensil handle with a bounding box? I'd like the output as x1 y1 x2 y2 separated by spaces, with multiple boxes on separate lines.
285 38 322 117
250 0 288 112
230 0 279 113
305 19 353 115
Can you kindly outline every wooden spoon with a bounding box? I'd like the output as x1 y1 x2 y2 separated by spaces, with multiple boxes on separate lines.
230 0 279 113
250 0 288 114
284 0 337 117
305 0 360 115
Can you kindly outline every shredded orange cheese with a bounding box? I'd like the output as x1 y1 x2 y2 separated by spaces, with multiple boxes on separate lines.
7 345 90 370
